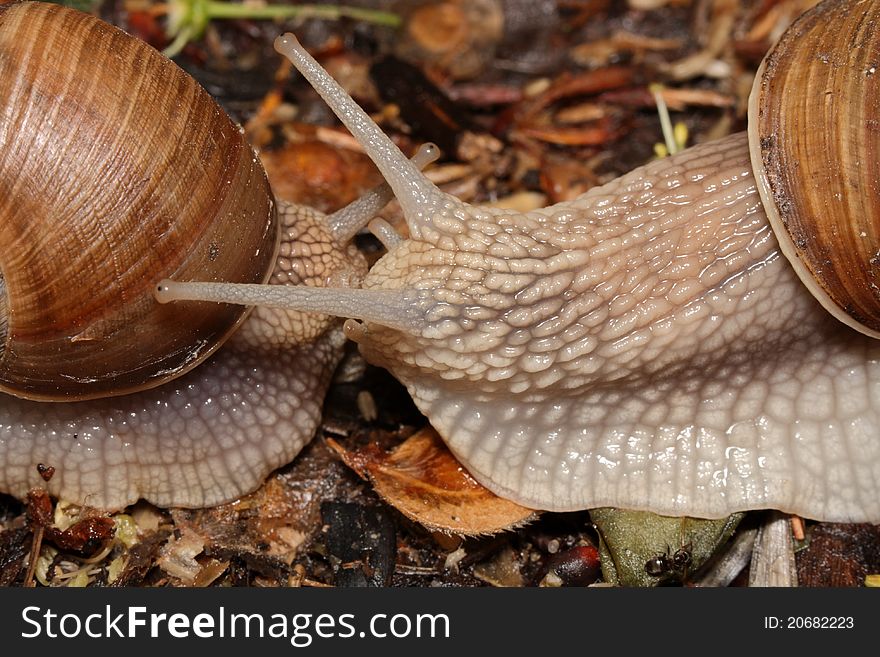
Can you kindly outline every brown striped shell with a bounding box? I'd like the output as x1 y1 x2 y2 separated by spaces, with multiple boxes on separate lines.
0 2 278 400
748 0 880 339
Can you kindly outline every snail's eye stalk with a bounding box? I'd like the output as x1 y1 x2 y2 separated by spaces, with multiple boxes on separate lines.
273 33 452 240
154 279 424 334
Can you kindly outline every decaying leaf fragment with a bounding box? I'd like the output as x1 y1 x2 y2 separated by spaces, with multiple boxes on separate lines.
328 427 537 535
591 508 743 587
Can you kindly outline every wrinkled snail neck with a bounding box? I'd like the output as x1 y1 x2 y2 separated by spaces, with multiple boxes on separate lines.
157 33 471 331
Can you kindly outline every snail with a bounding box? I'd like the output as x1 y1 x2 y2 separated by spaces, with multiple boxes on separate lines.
158 0 880 523
0 2 446 508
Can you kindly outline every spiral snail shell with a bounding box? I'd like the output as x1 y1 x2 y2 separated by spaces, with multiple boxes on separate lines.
748 0 880 339
0 1 277 401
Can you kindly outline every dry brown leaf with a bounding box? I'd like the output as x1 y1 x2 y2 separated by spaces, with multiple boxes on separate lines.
192 558 231 588
328 427 537 536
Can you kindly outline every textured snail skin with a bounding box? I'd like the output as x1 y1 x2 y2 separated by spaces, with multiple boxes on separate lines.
167 33 880 522
0 203 364 508
353 133 880 522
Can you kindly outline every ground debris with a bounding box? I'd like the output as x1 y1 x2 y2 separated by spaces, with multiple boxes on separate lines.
26 490 114 557
260 137 382 212
319 501 397 587
472 544 524 587
394 0 504 80
0 526 29 586
109 530 170 587
796 523 880 587
157 528 207 585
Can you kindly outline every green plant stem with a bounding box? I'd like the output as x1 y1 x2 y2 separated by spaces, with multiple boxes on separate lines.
163 0 401 57
649 83 678 156
200 1 402 27
163 25 194 58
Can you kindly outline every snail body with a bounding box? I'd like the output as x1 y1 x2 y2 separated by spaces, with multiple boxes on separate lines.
163 0 880 522
352 132 879 521
0 3 372 508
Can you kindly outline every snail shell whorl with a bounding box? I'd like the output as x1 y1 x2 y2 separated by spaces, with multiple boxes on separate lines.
0 2 278 400
749 0 880 339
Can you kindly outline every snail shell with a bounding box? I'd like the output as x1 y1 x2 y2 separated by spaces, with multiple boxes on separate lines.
749 0 880 338
0 2 278 401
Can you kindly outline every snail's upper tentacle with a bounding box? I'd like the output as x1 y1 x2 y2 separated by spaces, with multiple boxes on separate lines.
274 34 455 241
156 280 425 335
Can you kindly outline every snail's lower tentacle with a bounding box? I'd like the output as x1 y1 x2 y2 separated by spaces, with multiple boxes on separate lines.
367 218 402 249
326 142 440 243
